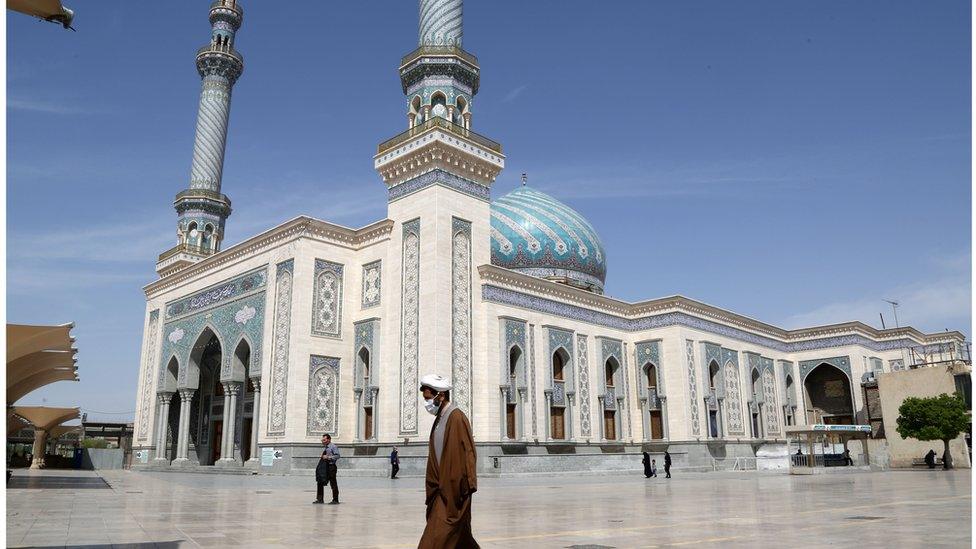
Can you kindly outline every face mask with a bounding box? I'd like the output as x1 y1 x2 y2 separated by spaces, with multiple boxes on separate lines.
424 397 439 416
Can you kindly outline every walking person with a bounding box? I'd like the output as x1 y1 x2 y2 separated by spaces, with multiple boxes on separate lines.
642 451 652 478
391 446 401 479
418 374 479 549
313 434 340 505
664 450 672 479
650 459 658 478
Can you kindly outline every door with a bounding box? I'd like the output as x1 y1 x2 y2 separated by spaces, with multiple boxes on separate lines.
650 411 663 439
210 421 222 464
604 410 616 440
551 408 565 440
506 404 517 439
364 407 374 440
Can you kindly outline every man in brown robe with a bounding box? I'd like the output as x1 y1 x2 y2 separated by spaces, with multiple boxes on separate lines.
418 374 479 549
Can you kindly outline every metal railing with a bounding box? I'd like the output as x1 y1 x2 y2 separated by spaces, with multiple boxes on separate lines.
158 243 211 262
400 45 478 68
197 43 243 65
790 453 867 468
647 387 661 410
907 342 971 368
175 188 230 204
711 457 757 471
377 116 502 155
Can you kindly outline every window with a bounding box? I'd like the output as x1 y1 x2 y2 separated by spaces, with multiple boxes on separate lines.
552 351 565 381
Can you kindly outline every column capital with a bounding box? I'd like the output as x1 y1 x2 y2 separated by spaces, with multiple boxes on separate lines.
249 378 261 392
223 381 242 396
178 388 195 401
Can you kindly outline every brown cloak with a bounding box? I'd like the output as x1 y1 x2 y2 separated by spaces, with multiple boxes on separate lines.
419 406 479 549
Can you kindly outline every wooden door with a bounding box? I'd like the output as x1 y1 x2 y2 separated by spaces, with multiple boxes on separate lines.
604 410 616 440
506 405 517 439
210 421 222 464
650 411 663 439
551 408 565 440
364 407 374 440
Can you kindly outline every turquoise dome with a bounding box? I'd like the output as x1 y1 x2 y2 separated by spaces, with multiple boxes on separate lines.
490 187 607 293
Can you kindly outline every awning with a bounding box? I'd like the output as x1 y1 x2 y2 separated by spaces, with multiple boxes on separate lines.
6 323 78 406
11 406 79 432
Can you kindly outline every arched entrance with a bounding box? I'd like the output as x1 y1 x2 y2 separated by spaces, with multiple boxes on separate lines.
550 349 569 440
784 375 796 426
188 328 222 465
644 363 663 440
803 364 854 425
603 356 620 440
358 347 375 441
707 360 721 438
750 368 763 438
507 346 522 440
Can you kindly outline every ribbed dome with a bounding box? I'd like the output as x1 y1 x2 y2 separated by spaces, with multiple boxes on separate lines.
490 187 607 293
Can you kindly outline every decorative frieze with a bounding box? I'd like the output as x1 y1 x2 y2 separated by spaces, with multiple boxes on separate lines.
452 218 473 416
399 219 421 435
267 260 294 436
528 324 538 437
634 341 660 397
762 368 780 436
311 259 344 338
361 260 382 308
138 309 160 441
686 340 701 437
388 169 490 203
307 355 340 436
577 334 592 437
165 268 266 320
798 356 851 383
722 349 744 436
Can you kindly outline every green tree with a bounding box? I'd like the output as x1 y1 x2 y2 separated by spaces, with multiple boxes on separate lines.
80 438 108 449
896 393 970 470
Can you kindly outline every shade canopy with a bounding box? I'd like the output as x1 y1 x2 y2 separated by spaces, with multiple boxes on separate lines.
6 323 78 405
7 0 74 29
11 406 79 432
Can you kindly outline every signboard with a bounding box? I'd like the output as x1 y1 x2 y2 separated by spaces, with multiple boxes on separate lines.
135 450 148 463
261 447 275 466
810 424 871 432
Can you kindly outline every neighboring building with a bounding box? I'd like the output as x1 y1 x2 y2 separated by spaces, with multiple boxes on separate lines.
872 348 972 468
131 0 969 474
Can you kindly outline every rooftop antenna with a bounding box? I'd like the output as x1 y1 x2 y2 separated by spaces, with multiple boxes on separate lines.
883 299 900 328
521 173 527 187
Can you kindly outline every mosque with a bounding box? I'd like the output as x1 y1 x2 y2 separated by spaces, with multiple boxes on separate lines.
131 0 966 474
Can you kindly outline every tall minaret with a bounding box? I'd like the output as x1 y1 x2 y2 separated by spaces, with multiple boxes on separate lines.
375 0 503 437
157 1 244 276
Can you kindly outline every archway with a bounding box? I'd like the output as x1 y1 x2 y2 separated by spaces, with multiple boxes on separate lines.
803 364 854 425
644 363 663 439
750 369 762 438
785 375 796 426
359 347 374 440
506 346 522 439
707 360 721 438
550 348 570 440
187 328 222 464
604 356 620 440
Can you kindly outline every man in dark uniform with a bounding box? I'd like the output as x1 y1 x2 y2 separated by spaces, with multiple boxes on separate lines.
391 446 401 479
313 434 340 504
664 450 672 478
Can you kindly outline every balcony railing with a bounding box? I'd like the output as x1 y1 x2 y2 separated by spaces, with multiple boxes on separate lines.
377 116 502 155
158 243 211 262
175 188 230 204
647 387 661 410
197 43 243 65
400 45 478 68
210 0 243 16
706 389 718 410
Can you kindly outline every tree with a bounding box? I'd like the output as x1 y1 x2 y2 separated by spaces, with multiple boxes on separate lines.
896 393 970 470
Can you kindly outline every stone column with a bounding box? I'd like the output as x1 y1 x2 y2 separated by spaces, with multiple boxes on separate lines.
174 389 194 462
518 389 528 442
543 390 552 441
221 382 241 463
353 389 363 442
219 383 232 460
155 393 173 461
29 429 47 469
248 379 261 463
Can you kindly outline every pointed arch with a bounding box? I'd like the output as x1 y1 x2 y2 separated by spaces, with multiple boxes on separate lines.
183 326 223 390
803 362 855 425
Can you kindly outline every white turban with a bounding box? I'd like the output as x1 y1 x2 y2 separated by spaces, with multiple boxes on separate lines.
419 373 452 392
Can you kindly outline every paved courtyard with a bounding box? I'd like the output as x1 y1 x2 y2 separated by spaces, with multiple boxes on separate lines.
6 468 971 548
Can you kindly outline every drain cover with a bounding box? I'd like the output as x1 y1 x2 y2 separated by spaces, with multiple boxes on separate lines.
565 545 616 549
846 516 884 521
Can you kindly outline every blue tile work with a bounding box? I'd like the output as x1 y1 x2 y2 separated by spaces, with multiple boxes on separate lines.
685 340 702 437
419 0 463 47
399 219 421 435
490 187 607 293
721 348 745 435
482 285 934 353
354 319 379 387
388 169 490 203
307 355 341 436
452 218 474 416
138 309 160 441
361 261 382 309
547 327 574 404
576 334 592 437
311 259 344 338
159 271 266 389
599 338 623 411
503 319 528 387
798 356 851 383
165 268 266 320
267 259 294 436
634 341 660 397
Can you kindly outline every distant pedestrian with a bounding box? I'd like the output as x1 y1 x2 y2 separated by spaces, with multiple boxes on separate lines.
642 451 651 478
391 446 401 479
314 434 340 505
843 449 853 466
664 450 672 478
924 449 937 469
650 459 658 478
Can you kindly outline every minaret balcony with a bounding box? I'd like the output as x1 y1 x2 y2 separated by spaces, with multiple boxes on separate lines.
196 44 244 81
400 45 478 70
375 116 504 187
399 46 480 95
156 243 213 277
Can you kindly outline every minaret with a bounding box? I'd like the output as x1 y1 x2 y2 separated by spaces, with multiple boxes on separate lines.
157 0 244 276
376 0 503 436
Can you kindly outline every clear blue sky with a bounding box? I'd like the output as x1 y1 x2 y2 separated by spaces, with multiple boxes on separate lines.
7 1 971 421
